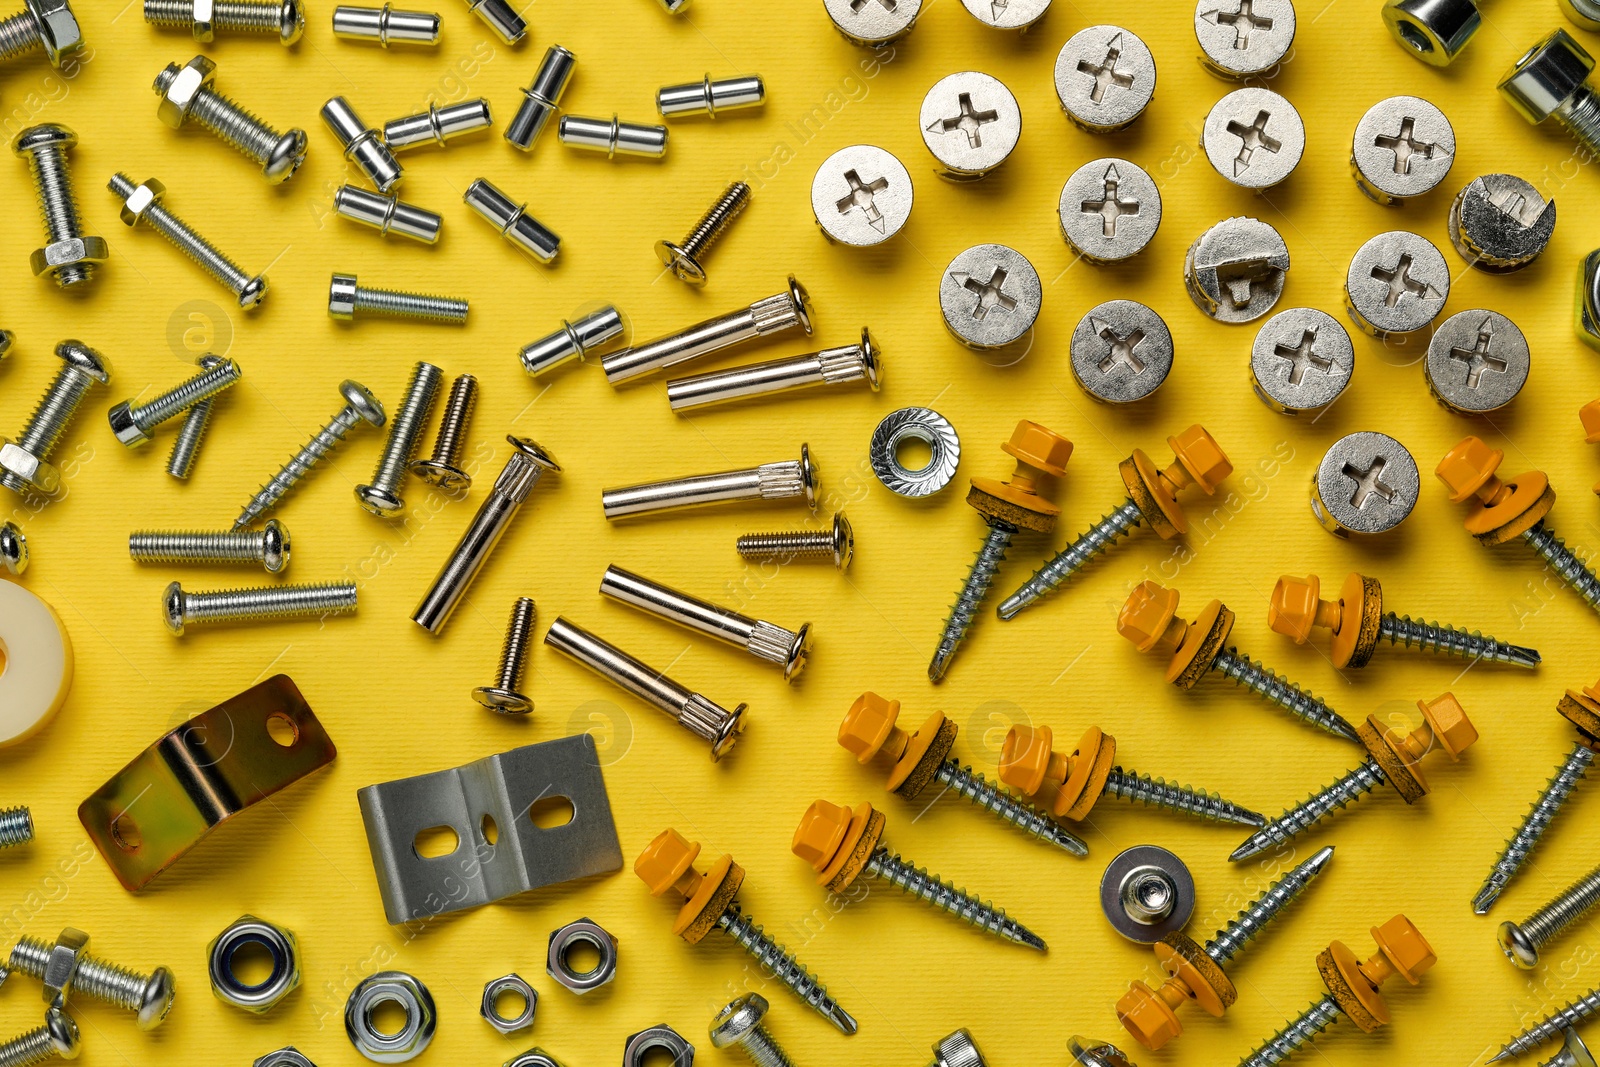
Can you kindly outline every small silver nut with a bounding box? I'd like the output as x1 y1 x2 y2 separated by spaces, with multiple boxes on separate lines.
0 440 59 495
119 178 166 226
191 0 214 39
25 0 82 66
41 927 89 1008
480 974 537 1035
158 54 217 128
623 1025 694 1067
505 1052 564 1067
209 915 300 1014
1499 29 1596 125
1576 248 1600 352
546 918 618 995
30 235 108 279
255 1049 316 1067
346 972 436 1064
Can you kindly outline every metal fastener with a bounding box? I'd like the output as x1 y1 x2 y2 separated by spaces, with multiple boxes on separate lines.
1500 29 1600 161
1448 173 1556 273
812 144 913 246
473 597 535 714
383 99 491 150
1383 0 1480 65
164 581 358 634
108 357 241 448
1311 431 1419 536
356 361 442 516
1060 158 1160 263
0 340 112 498
870 407 960 498
1500 862 1600 969
1184 216 1288 324
321 96 400 192
154 55 308 183
658 74 764 118
1202 86 1305 189
0 0 82 66
1070 1036 1137 1067
1497 999 1600 1062
462 0 522 43
1099 845 1196 943
411 437 560 634
0 807 33 848
919 71 1020 179
463 177 560 263
1054 26 1157 133
1070 300 1172 404
333 186 440 244
602 276 812 384
821 0 919 44
1425 310 1529 415
1250 308 1353 415
411 372 477 491
1344 230 1450 337
928 1031 989 1067
1351 96 1456 204
331 4 440 45
519 306 624 377
233 379 385 530
146 0 304 43
328 272 466 324
8 929 175 1029
657 181 750 285
558 114 667 158
940 243 1041 352
14 124 105 288
602 444 816 520
0 1008 77 1066
0 524 26 575
110 173 268 308
505 45 575 151
1567 0 1600 28
959 0 1047 31
1195 0 1295 78
131 521 290 573
737 513 853 570
710 995 794 1066
667 329 879 412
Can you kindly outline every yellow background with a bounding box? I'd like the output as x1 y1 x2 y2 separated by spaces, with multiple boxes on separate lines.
3 0 1600 1063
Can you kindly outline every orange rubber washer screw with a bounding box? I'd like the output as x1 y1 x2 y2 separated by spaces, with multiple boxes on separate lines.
1117 580 1361 742
1582 399 1600 495
1235 915 1437 1067
791 799 1047 951
998 424 1232 620
1436 435 1600 615
633 828 857 1034
837 692 1088 855
1268 570 1540 669
997 722 1263 827
928 419 1072 683
1231 693 1478 862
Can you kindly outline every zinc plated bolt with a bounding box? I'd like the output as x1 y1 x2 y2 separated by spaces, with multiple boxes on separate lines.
154 56 308 184
1499 30 1600 159
463 178 561 263
9 929 174 1029
602 275 812 384
657 181 750 286
666 328 880 412
333 186 441 244
0 1008 78 1066
472 596 535 714
998 426 1232 620
0 807 33 848
1230 693 1477 862
110 173 268 309
164 580 358 635
736 512 853 569
410 372 477 491
1118 580 1362 743
165 355 223 472
107 357 241 448
1497 999 1600 1061
382 99 491 150
0 522 27 575
0 0 82 67
462 0 523 44
233 379 386 530
356 361 441 516
709 994 794 1066
519 305 624 377
1500 862 1600 969
130 519 290 573
328 272 466 324
145 0 305 43
506 45 575 151
14 124 106 289
635 831 854 1034
658 74 765 119
0 341 110 498
601 443 817 520
331 4 441 45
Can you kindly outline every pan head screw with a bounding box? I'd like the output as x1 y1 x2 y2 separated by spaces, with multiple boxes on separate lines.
1059 158 1160 262
1195 0 1295 79
1071 300 1172 404
1184 216 1289 324
812 144 913 246
1054 26 1156 133
1202 87 1305 190
1312 432 1420 536
1250 308 1353 415
1344 230 1449 337
919 71 1021 180
821 0 920 44
940 244 1041 353
1425 310 1529 415
1351 96 1455 204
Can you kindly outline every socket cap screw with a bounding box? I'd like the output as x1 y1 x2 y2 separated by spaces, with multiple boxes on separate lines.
1383 0 1480 65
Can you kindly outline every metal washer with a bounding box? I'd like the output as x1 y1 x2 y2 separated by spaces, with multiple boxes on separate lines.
919 71 1021 180
939 243 1040 350
1059 158 1161 263
1250 307 1354 415
870 407 960 498
1351 96 1456 204
1099 844 1195 943
1424 309 1530 414
812 144 913 247
1202 87 1305 189
1311 430 1420 536
1344 229 1450 337
821 0 921 44
1053 26 1157 133
1071 300 1173 404
1194 0 1297 78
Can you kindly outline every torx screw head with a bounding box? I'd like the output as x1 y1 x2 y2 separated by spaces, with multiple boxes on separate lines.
1167 425 1232 493
1370 914 1436 984
1415 692 1477 759
633 828 701 897
791 799 853 870
1434 435 1503 502
709 993 767 1048
998 723 1055 796
1267 574 1324 643
1500 29 1596 125
1118 581 1184 653
838 692 900 763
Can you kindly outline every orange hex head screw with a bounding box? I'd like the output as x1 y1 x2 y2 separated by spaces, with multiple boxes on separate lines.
632 829 858 1034
997 424 1233 621
1583 400 1600 494
1117 580 1362 742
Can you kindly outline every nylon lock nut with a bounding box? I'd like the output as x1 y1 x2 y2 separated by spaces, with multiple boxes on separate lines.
1054 25 1157 133
1202 87 1305 190
1184 216 1289 324
1351 96 1456 204
812 144 912 247
1059 158 1161 263
1312 431 1420 536
1424 310 1530 415
209 916 300 1013
940 244 1041 354
1071 300 1173 404
1194 0 1296 79
1344 230 1450 338
1448 174 1556 273
1250 307 1354 415
920 71 1020 180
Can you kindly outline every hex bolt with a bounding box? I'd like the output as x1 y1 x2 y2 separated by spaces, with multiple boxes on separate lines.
0 807 33 849
321 96 400 192
710 994 794 1066
634 829 854 1033
1114 847 1335 1050
1118 580 1362 743
599 565 811 681
383 99 491 151
1496 995 1600 1061
233 379 386 530
145 0 305 43
999 721 1264 829
505 44 575 150
0 522 26 575
463 178 561 263
793 799 1048 951
331 4 441 45
1382 0 1481 65
1231 694 1477 862
154 56 308 184
604 276 812 384
736 512 853 570
1474 681 1600 914
0 341 112 498
110 173 268 309
14 124 106 288
1500 30 1600 158
167 353 226 475
356 361 441 516
667 328 879 412
328 272 466 324
601 443 817 520
333 186 440 244
838 692 1088 856
1236 916 1436 1067
0 1007 78 1066
999 426 1231 620
1437 435 1600 616
1499 862 1600 969
130 519 290 573
558 114 668 158
164 580 358 635
658 74 765 119
930 421 1072 683
410 372 476 491
462 0 523 44
519 305 624 377
0 0 82 67
472 596 535 714
656 181 750 286
1269 570 1541 670
108 357 241 448
9 929 175 1030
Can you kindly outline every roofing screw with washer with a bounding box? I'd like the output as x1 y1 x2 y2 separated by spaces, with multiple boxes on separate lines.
1184 216 1288 324
463 178 560 263
1448 174 1556 273
709 994 795 1066
1053 26 1156 133
1344 230 1450 338
333 186 441 244
145 0 305 43
165 580 359 634
821 0 919 44
0 0 83 66
1499 28 1600 160
0 341 112 498
1060 159 1161 263
1249 308 1354 415
1383 0 1481 65
558 114 667 158
1425 310 1529 415
505 45 574 151
0 1007 78 1066
110 173 267 308
657 181 750 286
603 276 812 384
130 521 290 573
1311 431 1420 536
602 444 817 520
473 596 535 714
520 306 625 377
108 357 241 448
8 928 175 1029
1351 96 1455 204
1202 87 1305 190
940 244 1041 354
1071 300 1172 404
1499 861 1600 969
14 124 106 288
331 4 441 45
233 379 386 530
411 372 477 491
154 56 308 183
321 96 400 192
736 513 853 570
382 99 492 151
0 524 27 575
356 361 441 516
1194 0 1295 79
812 144 912 246
328 272 466 324
920 71 1021 179
1099 845 1195 943
666 329 879 413
462 0 522 43
658 74 764 118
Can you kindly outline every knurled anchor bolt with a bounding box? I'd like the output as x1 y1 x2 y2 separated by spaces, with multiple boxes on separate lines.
666 328 880 412
1499 30 1600 158
1000 721 1265 829
1230 693 1478 862
145 0 305 43
472 596 535 715
107 357 242 448
1437 435 1600 616
792 799 1049 951
998 425 1232 620
328 272 467 324
1474 680 1600 914
839 692 1088 856
110 172 267 308
0 1007 78 1066
1382 0 1481 65
164 580 358 635
709 994 794 1066
0 807 33 848
0 0 83 67
1500 861 1600 969
601 443 818 520
1269 569 1541 670
154 55 308 184
519 305 625 377
130 519 290 573
1117 580 1362 743
927 1030 988 1067
232 379 386 530
356 361 442 516
505 44 575 151
1115 846 1335 1050
0 341 110 498
382 99 492 151
162 355 232 479
634 828 856 1034
736 512 854 570
602 275 812 384
657 180 750 285
9 928 175 1030
410 372 477 492
1237 915 1436 1067
930 420 1072 683
14 124 106 289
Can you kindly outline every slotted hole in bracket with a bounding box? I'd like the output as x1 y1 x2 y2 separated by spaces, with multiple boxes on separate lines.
529 795 575 829
481 813 500 845
413 824 460 859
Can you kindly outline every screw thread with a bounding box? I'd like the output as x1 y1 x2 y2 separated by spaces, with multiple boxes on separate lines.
930 522 1015 682
1210 648 1362 741
0 808 32 848
1496 988 1600 1061
735 530 835 561
1206 846 1334 966
15 366 93 459
0 10 42 60
24 145 78 244
0 1023 65 1067
366 362 441 495
165 396 217 479
1103 765 1264 827
132 360 240 429
143 0 195 26
235 406 362 529
679 181 750 259
1475 744 1594 914
1378 612 1540 668
9 937 150 1013
109 174 253 293
1239 995 1344 1067
1518 863 1600 951
1557 85 1600 160
865 846 1046 950
145 0 284 29
153 66 282 161
494 597 536 691
354 285 467 323
178 582 358 626
426 374 476 469
715 905 857 1035
1523 523 1600 614
998 499 1144 619
732 1025 794 1067
1231 760 1387 861
130 529 268 565
934 759 1089 856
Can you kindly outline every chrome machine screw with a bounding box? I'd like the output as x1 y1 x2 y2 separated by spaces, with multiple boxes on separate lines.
233 379 386 530
505 44 575 151
14 124 106 288
145 0 306 44
709 994 794 1067
0 341 110 498
321 96 401 192
656 180 750 286
410 372 477 492
658 74 765 119
462 0 523 44
9 930 174 1029
0 807 33 849
519 306 624 377
1494 993 1600 1061
736 512 853 570
110 173 268 309
355 361 441 516
107 357 241 448
164 580 358 635
472 596 535 714
0 1008 78 1067
602 444 817 520
333 186 441 244
169 377 226 479
331 3 441 46
0 0 83 67
463 178 561 263
1499 30 1600 160
602 275 812 384
154 56 308 184
382 99 491 151
666 329 880 413
130 520 290 573
1500 862 1600 969
328 272 466 324
558 113 668 158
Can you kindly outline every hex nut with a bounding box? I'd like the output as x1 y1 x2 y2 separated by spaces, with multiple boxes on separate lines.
158 55 218 128
40 928 88 1008
1578 249 1600 352
346 971 437 1064
118 178 166 226
481 974 537 1034
26 0 82 66
506 1051 565 1067
0 439 60 495
30 235 108 281
255 1049 317 1067
623 1024 694 1067
208 916 300 1014
546 918 618 995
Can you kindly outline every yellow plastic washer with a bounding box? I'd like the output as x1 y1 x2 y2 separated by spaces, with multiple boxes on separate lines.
0 579 73 747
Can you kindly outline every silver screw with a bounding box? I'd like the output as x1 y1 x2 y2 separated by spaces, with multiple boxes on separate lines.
927 1029 988 1067
109 173 267 309
602 275 811 384
1500 862 1600 968
1102 766 1265 827
410 372 477 492
1539 1030 1595 1067
709 994 794 1067
0 340 112 498
999 500 1146 619
505 44 575 151
0 807 33 848
154 56 308 183
144 0 306 44
1238 994 1346 1067
472 596 535 714
931 521 1014 682
666 329 880 412
0 1007 78 1066
328 272 466 324
1496 997 1600 1061
1205 846 1335 968
657 181 750 285
107 357 241 448
715 905 854 1035
356 361 442 516
601 443 817 520
9 931 174 1030
129 519 290 574
867 843 1045 950
166 355 228 480
0 0 83 67
233 379 386 530
164 580 358 635
1230 760 1387 862
933 758 1088 855
14 125 106 288
1523 522 1600 615
1500 30 1600 158
736 512 853 569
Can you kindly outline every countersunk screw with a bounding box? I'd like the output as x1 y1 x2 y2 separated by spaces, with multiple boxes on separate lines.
356 361 442 516
107 357 241 448
657 180 749 286
0 807 33 848
163 580 358 635
130 519 290 574
0 340 112 498
709 994 794 1067
0 1007 78 1066
233 379 385 530
166 354 228 480
1498 1002 1600 1062
9 930 174 1030
411 372 477 492
14 124 107 288
1500 862 1600 969
109 172 268 309
1499 30 1600 159
144 0 306 44
736 512 853 569
328 272 467 324
0 0 84 67
473 597 536 714
153 56 308 184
